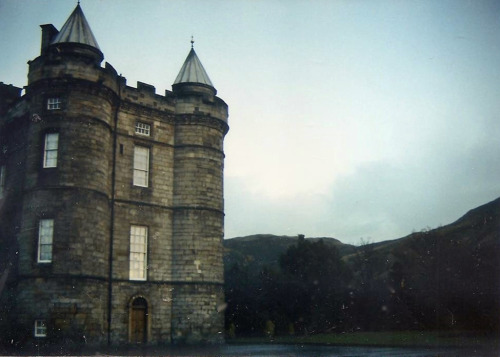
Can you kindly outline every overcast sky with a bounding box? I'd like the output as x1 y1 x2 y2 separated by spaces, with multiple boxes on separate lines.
1 0 499 244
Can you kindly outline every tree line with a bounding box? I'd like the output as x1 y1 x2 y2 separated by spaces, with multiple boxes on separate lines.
224 232 499 337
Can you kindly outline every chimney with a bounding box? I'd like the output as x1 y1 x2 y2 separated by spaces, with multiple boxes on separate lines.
40 24 59 55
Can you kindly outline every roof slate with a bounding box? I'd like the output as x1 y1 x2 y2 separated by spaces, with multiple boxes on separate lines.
174 48 214 87
51 4 100 50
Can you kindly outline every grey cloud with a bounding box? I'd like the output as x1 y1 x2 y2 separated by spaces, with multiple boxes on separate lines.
224 137 500 244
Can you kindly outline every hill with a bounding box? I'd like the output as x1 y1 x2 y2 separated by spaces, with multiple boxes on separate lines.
224 197 499 276
224 234 355 275
358 195 500 256
223 197 500 334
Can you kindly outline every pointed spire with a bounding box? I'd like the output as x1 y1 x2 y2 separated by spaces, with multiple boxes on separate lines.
51 3 100 50
174 42 214 88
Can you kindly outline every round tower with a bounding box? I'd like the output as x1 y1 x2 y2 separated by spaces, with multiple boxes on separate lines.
171 43 229 343
15 4 118 344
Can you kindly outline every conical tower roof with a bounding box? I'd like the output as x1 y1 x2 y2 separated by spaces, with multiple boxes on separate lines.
51 4 100 50
174 47 214 87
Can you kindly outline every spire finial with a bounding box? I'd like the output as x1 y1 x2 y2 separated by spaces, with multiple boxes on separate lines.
77 0 80 5
191 35 194 49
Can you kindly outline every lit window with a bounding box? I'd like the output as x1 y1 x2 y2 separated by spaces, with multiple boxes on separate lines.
135 122 151 136
0 165 5 198
133 146 149 187
38 219 54 263
43 133 59 168
129 225 147 280
47 98 61 110
34 320 47 337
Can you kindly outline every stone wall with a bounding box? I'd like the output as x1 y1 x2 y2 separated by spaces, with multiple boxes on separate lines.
113 103 175 206
109 282 174 344
171 284 225 344
12 278 108 345
111 203 172 282
0 29 228 346
17 189 110 277
172 209 224 282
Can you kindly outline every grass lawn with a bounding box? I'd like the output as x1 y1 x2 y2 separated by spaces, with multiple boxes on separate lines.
228 330 499 349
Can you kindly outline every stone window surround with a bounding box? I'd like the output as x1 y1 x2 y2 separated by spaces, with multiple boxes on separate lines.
133 145 150 187
38 219 54 263
47 97 61 110
129 225 148 281
34 319 47 337
135 121 151 136
43 132 59 168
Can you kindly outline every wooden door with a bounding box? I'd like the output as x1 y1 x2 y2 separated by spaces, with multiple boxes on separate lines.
130 298 147 344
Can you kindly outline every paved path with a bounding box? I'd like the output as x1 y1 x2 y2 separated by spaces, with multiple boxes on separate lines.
3 343 497 356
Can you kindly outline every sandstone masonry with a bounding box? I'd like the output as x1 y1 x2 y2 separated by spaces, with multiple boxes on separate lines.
0 4 228 347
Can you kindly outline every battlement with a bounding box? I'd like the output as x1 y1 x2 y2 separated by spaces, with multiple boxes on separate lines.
122 81 175 112
0 82 23 116
0 82 22 98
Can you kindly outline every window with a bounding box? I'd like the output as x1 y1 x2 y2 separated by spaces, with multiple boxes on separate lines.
129 225 147 280
47 98 61 110
135 122 151 136
34 320 47 337
38 219 54 263
133 146 149 187
0 165 5 198
43 133 59 168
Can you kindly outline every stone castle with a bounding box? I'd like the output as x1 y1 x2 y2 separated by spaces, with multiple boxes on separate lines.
0 4 228 346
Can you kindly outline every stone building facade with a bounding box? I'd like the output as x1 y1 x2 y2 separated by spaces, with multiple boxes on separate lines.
0 4 228 347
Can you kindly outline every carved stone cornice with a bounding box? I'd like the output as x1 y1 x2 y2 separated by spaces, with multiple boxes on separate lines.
27 77 118 105
119 100 175 123
175 114 229 135
174 144 225 157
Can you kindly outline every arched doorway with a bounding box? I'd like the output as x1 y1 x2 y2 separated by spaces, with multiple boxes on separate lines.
129 297 148 344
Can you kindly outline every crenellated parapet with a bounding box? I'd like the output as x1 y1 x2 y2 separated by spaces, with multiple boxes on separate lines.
121 81 175 114
0 82 22 116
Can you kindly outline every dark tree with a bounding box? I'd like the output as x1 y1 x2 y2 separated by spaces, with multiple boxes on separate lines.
279 237 351 333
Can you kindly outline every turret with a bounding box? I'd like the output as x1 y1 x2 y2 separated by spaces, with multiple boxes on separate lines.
172 42 216 97
172 41 228 122
28 4 110 87
12 4 114 344
170 42 228 343
41 4 103 64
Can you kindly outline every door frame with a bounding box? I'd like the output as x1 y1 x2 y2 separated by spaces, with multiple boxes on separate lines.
128 295 150 344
